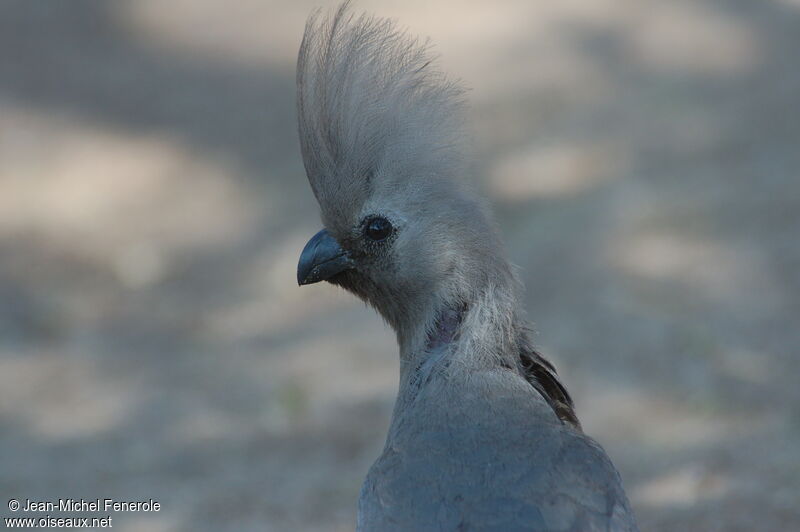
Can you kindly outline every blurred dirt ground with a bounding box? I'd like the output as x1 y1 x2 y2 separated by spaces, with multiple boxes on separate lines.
1 1 799 531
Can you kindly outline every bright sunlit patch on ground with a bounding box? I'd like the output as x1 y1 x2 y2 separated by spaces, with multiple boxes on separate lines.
634 465 731 508
614 232 785 313
625 2 760 75
0 105 261 286
490 140 626 200
0 350 138 440
117 0 310 66
579 385 737 449
0 108 258 242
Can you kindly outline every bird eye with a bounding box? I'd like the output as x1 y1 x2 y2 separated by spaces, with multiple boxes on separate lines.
364 217 393 242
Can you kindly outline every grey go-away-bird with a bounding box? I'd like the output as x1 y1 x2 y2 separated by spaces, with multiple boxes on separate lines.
295 4 637 531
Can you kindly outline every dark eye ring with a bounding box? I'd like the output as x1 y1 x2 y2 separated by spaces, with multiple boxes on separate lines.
364 217 393 242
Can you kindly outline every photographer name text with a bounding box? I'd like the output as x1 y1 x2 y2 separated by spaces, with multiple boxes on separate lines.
15 499 160 513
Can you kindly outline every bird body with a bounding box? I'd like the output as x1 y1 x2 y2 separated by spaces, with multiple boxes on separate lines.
359 365 634 531
295 4 638 530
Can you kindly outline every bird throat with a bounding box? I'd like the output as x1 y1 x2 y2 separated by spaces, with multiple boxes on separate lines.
403 305 465 395
425 305 465 352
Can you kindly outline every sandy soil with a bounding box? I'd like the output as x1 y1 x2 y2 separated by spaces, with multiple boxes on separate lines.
1 1 798 530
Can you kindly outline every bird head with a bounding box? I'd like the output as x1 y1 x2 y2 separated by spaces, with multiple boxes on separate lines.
296 3 515 343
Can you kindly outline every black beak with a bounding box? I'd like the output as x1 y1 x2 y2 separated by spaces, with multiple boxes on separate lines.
297 229 355 286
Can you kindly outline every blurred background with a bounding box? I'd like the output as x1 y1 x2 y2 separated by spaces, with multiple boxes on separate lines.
1 1 798 530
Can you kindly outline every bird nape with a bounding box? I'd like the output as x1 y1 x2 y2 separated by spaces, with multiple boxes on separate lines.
295 3 638 531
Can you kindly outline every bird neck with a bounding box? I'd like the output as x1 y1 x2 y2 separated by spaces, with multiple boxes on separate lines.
396 279 522 387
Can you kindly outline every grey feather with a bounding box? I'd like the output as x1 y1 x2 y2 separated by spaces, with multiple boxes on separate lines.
295 3 638 531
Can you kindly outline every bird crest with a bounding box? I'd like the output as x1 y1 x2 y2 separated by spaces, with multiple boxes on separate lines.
296 2 467 228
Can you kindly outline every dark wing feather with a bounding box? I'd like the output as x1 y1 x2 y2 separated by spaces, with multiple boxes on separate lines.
517 337 582 430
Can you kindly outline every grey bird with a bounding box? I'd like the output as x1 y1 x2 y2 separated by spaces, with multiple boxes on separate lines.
295 4 638 531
